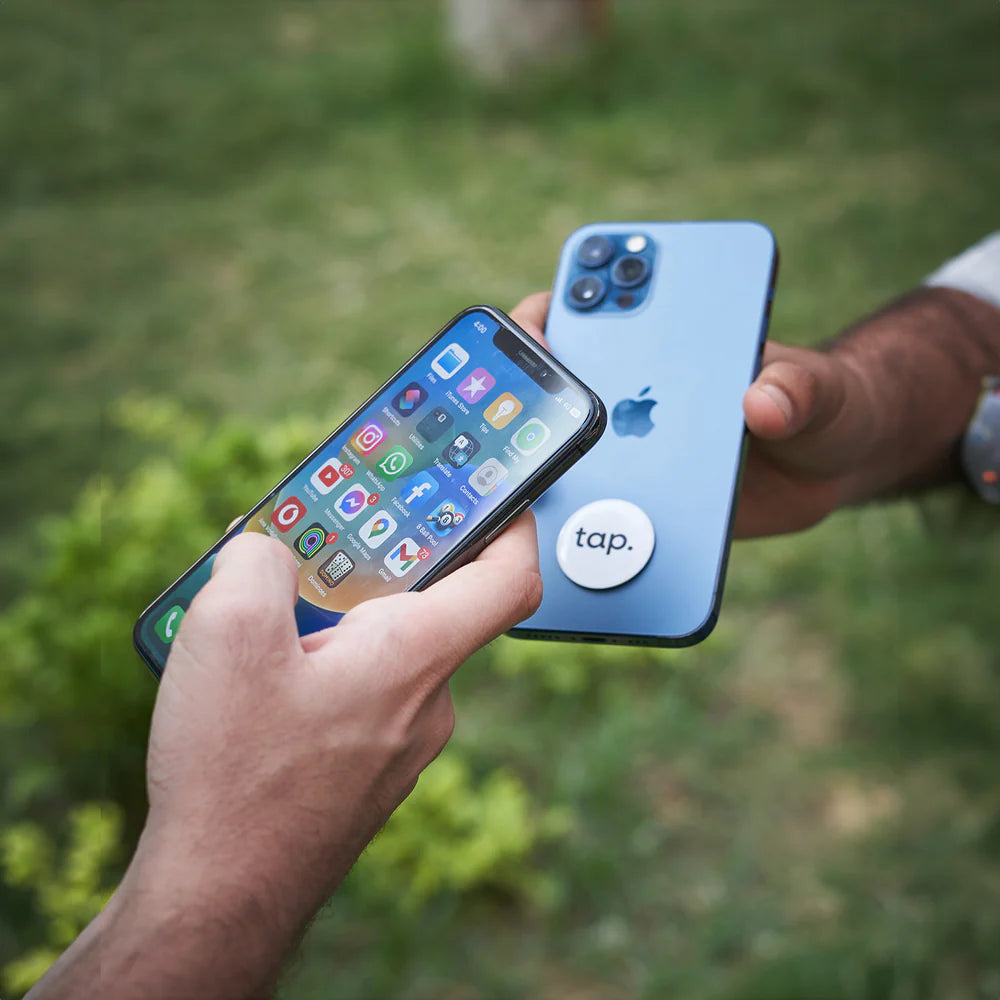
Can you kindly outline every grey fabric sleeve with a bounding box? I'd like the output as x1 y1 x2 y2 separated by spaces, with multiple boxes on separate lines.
924 231 1000 311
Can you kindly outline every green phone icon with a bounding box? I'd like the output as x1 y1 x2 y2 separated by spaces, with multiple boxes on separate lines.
154 605 185 644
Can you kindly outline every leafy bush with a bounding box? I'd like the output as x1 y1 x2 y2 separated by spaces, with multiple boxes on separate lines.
0 397 319 828
359 755 572 910
1 803 121 996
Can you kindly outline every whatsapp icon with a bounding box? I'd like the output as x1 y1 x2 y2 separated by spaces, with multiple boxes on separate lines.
376 446 414 480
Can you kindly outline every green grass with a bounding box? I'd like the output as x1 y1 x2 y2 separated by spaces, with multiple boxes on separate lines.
3 0 1000 996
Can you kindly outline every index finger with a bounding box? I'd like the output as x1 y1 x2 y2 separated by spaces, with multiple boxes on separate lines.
417 510 544 662
332 511 542 678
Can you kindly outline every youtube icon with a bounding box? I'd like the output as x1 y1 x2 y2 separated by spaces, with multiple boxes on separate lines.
310 459 342 495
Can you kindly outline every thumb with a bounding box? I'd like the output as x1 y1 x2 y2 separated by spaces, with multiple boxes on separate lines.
178 531 301 662
743 342 847 440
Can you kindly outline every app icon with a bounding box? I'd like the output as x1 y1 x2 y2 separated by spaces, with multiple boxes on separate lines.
154 605 185 644
310 459 342 495
469 457 508 496
384 537 423 577
271 496 307 532
426 500 466 536
317 550 356 588
484 391 523 429
350 420 387 455
358 510 398 549
401 470 440 507
511 418 551 456
294 522 329 559
457 366 496 405
391 382 428 417
334 484 372 521
417 406 454 443
444 432 480 468
376 446 413 480
431 343 470 380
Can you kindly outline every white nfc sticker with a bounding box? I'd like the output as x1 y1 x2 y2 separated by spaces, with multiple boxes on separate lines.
555 499 655 590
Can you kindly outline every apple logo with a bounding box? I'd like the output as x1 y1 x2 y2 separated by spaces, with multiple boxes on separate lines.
612 386 657 438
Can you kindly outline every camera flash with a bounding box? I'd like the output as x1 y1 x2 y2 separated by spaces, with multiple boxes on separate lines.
625 234 647 253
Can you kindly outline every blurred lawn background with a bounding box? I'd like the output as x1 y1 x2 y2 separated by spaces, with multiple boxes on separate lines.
2 0 1000 996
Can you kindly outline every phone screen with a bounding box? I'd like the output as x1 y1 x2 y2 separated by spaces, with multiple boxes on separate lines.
136 308 598 669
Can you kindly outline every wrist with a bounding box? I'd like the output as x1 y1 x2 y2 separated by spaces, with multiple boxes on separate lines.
822 286 1000 503
129 812 316 932
95 820 311 999
25 823 304 1000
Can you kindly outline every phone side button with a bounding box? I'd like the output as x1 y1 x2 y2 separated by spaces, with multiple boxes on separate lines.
482 498 533 548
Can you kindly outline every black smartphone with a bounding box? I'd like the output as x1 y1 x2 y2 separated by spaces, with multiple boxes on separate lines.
134 306 606 677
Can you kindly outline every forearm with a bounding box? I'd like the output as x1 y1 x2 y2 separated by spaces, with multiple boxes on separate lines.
827 285 1000 504
27 828 325 1000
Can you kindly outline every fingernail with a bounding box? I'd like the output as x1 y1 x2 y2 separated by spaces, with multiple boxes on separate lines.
758 383 793 421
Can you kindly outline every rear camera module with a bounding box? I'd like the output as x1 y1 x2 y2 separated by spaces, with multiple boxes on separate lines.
577 235 615 269
568 275 606 310
610 254 650 289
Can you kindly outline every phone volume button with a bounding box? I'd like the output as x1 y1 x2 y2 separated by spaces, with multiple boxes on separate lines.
484 498 532 546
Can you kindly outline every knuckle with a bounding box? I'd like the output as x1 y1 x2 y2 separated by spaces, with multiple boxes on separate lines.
792 363 823 411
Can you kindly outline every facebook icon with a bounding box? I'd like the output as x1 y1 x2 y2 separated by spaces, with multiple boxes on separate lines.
401 470 440 508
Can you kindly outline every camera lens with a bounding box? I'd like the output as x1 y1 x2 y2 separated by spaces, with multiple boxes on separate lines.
568 275 606 310
610 254 650 289
577 235 614 269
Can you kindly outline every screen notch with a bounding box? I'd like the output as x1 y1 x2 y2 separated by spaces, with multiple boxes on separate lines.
493 325 567 395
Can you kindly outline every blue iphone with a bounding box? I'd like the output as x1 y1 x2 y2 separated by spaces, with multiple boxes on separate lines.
510 222 778 646
134 306 605 677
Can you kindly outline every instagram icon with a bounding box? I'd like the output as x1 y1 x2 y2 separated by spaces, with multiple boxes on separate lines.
350 420 387 455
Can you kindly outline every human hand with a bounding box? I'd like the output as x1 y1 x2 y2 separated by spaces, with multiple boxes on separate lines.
44 308 549 1000
737 284 1000 537
136 295 553 918
148 505 539 888
505 291 879 539
734 341 879 537
85 510 540 999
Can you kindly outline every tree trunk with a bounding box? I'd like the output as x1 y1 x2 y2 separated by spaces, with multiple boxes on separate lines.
446 0 608 82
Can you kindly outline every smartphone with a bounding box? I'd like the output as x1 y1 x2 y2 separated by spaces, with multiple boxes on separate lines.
134 306 606 677
510 222 778 647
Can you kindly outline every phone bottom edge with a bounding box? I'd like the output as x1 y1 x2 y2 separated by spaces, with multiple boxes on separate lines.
506 618 718 649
